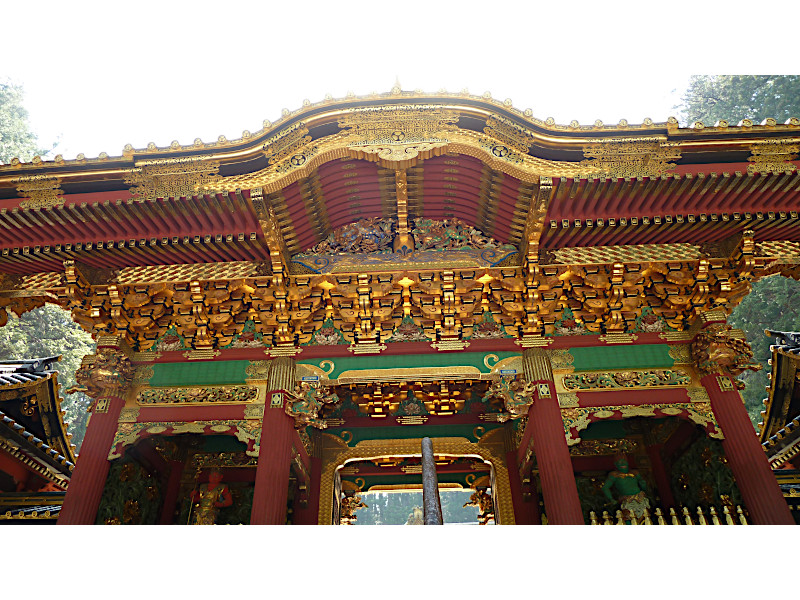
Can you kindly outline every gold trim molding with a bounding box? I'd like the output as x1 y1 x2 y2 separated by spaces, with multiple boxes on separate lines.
561 402 723 446
317 435 514 525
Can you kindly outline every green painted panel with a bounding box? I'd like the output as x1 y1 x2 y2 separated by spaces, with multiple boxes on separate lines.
298 351 520 379
149 360 252 387
569 344 674 371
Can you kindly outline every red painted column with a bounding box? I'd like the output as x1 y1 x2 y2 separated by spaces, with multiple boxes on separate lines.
505 450 538 524
524 349 584 524
293 456 322 525
645 443 676 510
250 358 296 525
703 373 793 524
58 393 125 524
158 460 186 525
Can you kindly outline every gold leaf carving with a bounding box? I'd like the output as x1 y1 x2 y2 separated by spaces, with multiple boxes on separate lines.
263 122 313 165
687 387 711 403
338 105 459 145
483 115 535 153
132 366 154 386
245 360 271 380
125 156 221 199
562 369 691 391
668 344 692 365
136 385 258 405
16 175 64 209
549 349 575 371
579 138 681 177
118 407 140 423
748 139 799 174
557 393 579 408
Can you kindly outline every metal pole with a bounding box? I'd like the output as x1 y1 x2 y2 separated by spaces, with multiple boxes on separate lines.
421 437 443 525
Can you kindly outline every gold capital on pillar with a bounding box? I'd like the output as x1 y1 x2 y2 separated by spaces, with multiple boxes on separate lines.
268 357 296 397
523 348 555 382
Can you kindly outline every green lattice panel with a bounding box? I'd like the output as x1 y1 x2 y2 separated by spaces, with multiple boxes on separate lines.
148 360 252 387
568 344 674 371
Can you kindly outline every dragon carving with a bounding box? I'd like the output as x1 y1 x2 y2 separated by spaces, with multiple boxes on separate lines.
691 323 762 386
67 348 135 407
284 381 341 429
481 375 537 420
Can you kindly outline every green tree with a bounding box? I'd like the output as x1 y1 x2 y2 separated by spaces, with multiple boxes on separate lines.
0 81 94 450
729 276 800 427
0 306 95 450
677 74 800 428
0 80 49 163
678 75 800 126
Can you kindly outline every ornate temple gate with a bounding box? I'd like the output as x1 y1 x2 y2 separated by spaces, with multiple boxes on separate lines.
1 90 798 524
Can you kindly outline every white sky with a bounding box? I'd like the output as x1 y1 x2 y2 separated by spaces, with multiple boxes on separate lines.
0 0 797 161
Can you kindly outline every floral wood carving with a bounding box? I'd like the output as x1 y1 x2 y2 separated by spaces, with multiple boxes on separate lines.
387 318 428 342
562 369 691 391
410 217 514 251
307 218 396 255
136 385 258 405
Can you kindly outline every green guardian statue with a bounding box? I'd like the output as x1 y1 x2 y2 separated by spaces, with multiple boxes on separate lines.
602 454 650 522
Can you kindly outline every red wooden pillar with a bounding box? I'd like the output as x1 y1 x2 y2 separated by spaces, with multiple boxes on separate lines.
58 393 125 524
645 443 676 510
523 349 584 524
505 450 538 524
293 456 321 525
158 460 186 525
59 340 133 525
250 358 296 525
703 373 793 524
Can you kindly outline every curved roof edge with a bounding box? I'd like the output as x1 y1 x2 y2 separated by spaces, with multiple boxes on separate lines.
2 87 800 172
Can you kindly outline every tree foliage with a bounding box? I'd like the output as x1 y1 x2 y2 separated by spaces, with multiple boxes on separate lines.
679 75 800 126
0 80 48 163
0 306 95 450
678 75 800 428
729 276 800 426
1 81 93 450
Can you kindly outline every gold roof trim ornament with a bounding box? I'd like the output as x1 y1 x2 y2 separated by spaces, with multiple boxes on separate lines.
747 139 800 175
15 175 64 210
124 156 222 201
3 90 799 183
579 138 682 178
